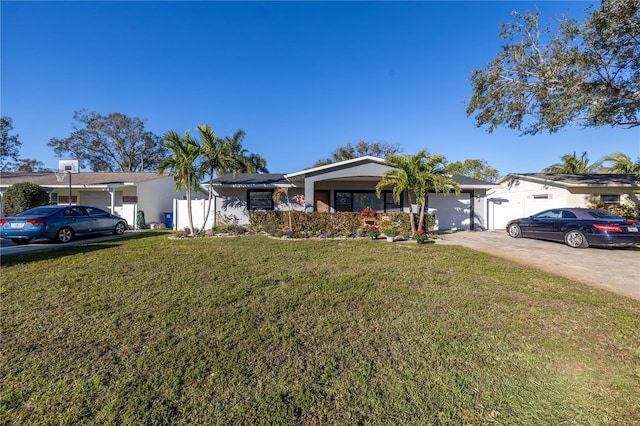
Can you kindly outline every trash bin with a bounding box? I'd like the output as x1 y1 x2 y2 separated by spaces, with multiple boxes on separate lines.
164 212 173 229
136 210 146 229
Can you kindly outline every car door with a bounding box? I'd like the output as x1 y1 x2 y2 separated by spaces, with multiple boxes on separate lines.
62 206 93 234
85 207 113 232
527 210 562 240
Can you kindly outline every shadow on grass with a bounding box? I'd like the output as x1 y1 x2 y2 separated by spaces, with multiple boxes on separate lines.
0 231 168 267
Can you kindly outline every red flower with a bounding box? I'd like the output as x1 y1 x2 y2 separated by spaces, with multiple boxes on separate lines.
416 229 425 235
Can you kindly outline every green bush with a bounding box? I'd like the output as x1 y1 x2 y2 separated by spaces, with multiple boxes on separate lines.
3 182 50 216
248 211 436 238
588 202 640 221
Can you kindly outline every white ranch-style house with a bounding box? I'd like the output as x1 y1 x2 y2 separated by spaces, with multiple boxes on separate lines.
0 172 185 228
487 173 640 230
175 156 500 232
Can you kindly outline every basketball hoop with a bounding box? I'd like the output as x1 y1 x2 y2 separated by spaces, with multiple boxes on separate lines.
54 171 67 183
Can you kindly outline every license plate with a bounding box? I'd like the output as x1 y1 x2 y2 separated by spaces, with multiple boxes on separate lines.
627 226 638 232
10 223 24 228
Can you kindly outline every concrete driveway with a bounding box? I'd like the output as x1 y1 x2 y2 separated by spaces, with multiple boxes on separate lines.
0 231 143 257
437 230 640 301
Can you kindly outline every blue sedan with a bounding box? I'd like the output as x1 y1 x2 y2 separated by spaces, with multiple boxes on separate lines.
0 205 128 244
506 207 640 248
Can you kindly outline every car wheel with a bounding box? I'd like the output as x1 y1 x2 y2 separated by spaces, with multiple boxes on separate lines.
507 223 522 238
113 221 126 235
564 230 589 248
11 238 32 245
56 227 74 243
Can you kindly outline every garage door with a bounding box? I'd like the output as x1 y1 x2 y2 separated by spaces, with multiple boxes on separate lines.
429 193 471 231
80 191 123 211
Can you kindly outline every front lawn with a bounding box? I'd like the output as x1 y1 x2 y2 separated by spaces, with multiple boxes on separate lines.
1 233 639 424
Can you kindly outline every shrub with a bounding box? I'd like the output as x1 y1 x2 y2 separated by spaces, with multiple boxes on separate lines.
3 182 50 216
588 202 640 221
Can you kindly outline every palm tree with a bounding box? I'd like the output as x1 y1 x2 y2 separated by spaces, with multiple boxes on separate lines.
377 151 461 234
197 125 237 233
242 152 269 173
273 187 293 232
375 152 423 234
414 153 461 231
543 151 602 173
157 130 201 236
601 152 640 175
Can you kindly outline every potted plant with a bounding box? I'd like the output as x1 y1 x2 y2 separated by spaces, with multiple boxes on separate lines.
383 227 399 242
412 229 436 244
361 207 376 226
367 225 381 239
360 207 376 219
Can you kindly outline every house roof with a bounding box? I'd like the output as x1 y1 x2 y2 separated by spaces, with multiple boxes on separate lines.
285 156 386 179
209 173 291 188
208 159 499 189
450 174 500 189
498 173 640 188
0 172 170 189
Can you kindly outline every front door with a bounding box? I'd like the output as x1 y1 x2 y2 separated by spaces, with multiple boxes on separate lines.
315 191 330 212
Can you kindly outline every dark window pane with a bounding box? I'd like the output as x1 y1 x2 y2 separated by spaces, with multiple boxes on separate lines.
335 192 352 212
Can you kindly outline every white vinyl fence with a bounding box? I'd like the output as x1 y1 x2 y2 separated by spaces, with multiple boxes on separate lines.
172 199 216 232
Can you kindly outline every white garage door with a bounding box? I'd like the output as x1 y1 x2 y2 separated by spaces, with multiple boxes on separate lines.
80 191 123 212
488 198 561 230
429 193 471 231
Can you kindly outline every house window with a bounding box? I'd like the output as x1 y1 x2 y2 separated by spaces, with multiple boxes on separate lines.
384 192 402 212
248 190 274 210
50 192 58 204
600 194 621 206
335 192 352 212
334 191 401 212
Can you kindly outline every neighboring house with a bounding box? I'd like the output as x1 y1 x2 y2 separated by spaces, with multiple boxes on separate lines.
486 173 640 230
0 172 185 228
182 156 499 232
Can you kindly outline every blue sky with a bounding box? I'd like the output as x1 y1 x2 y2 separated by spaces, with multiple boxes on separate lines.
2 1 638 177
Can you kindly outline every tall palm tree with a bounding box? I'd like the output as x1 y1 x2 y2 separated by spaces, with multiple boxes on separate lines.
215 130 269 174
242 152 269 173
414 152 461 231
543 151 602 173
376 153 422 234
157 130 201 236
601 152 640 175
197 124 237 233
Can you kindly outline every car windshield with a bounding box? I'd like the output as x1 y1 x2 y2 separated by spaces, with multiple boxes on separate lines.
16 206 57 216
588 210 623 220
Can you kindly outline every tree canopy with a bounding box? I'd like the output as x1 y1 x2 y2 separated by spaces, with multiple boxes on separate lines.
48 110 167 172
444 159 500 183
0 116 21 168
1 116 53 172
214 130 269 174
543 151 603 173
467 0 640 135
314 141 402 167
601 152 640 174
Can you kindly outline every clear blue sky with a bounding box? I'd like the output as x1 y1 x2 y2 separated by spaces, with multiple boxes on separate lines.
2 1 638 177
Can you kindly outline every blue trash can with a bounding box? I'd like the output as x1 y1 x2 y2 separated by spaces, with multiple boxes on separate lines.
164 212 173 229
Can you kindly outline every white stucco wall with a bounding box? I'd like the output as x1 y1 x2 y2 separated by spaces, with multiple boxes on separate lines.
137 177 186 225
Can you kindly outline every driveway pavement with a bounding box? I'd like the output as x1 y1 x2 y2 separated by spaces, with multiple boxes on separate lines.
0 231 143 257
437 230 640 301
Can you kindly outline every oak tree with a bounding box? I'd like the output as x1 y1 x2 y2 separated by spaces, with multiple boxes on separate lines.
314 141 402 167
48 110 167 172
467 0 640 134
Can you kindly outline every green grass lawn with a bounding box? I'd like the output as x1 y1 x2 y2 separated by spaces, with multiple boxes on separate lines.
1 232 639 424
